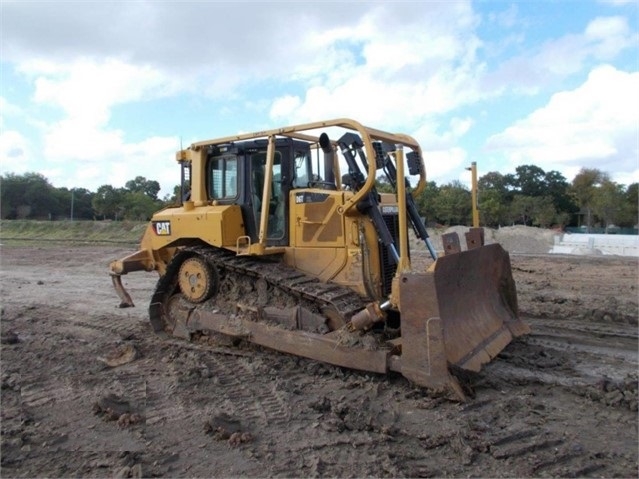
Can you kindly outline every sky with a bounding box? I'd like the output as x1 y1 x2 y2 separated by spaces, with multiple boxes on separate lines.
1 0 638 198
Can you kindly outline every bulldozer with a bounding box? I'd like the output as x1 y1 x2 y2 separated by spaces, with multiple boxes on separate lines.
110 118 529 399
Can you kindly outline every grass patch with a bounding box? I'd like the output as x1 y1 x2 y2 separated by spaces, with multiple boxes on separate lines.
0 220 147 244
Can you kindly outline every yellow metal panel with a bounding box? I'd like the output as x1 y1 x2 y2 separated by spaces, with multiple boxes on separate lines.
291 247 339 279
291 191 345 247
149 204 245 249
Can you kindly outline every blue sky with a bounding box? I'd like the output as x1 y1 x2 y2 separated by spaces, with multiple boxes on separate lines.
1 0 637 197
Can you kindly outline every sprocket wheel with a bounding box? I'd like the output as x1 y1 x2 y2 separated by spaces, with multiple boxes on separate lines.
178 256 217 303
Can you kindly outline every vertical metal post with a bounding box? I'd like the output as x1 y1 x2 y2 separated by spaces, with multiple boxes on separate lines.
258 136 275 245
467 162 479 227
70 189 75 221
395 145 411 273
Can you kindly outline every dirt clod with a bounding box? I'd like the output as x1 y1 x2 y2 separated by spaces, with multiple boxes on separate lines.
1 331 20 344
92 393 135 422
99 343 138 367
204 412 252 445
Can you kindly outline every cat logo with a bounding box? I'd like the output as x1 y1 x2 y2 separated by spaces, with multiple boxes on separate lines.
153 221 171 236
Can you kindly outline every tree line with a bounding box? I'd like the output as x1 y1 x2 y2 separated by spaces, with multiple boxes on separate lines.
378 164 636 230
0 173 173 221
1 165 637 230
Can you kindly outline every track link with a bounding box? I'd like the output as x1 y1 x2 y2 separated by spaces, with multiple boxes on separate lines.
149 246 369 337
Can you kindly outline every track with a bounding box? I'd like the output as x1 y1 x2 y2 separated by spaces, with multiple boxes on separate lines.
149 245 369 338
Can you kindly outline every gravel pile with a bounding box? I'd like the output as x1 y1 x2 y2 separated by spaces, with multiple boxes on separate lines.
422 225 560 255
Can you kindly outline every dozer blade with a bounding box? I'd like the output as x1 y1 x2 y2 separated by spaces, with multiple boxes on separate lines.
398 243 529 394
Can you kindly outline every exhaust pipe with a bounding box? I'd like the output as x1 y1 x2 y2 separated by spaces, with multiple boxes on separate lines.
319 132 335 184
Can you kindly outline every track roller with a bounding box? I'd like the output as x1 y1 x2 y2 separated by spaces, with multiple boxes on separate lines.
178 256 218 303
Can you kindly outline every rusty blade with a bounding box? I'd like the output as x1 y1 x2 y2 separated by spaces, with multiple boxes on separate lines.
432 243 529 371
398 272 466 400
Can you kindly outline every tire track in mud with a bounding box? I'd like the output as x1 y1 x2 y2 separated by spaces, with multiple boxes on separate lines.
490 316 638 388
15 371 148 454
143 349 290 430
3 303 152 456
2 302 148 344
133 338 305 477
488 429 602 477
24 306 637 476
449 398 615 478
138 336 295 465
142 337 400 477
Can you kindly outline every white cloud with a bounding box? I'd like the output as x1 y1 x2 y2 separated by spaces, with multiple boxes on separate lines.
0 130 32 173
40 134 179 195
6 58 181 193
597 0 636 5
24 58 175 122
484 15 636 94
585 16 635 58
270 95 302 120
2 0 637 197
6 2 483 193
449 117 474 138
0 97 22 128
485 65 639 184
487 4 518 28
424 147 468 182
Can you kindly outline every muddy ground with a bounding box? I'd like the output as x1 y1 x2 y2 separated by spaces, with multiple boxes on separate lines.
1 243 637 478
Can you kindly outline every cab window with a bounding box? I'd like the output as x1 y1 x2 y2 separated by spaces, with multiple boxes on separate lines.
209 156 237 199
292 150 312 188
292 149 325 187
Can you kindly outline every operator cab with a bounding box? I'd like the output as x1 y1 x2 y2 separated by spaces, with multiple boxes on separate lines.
203 138 332 247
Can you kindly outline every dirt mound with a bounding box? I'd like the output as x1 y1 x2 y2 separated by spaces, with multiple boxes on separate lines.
425 225 559 255
493 225 559 254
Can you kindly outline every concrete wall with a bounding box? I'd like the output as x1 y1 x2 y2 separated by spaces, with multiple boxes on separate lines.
550 233 639 257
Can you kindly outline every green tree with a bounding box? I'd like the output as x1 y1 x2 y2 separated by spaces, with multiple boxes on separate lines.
125 176 161 200
532 196 558 228
513 165 546 197
543 170 577 220
509 195 562 228
414 181 439 225
622 183 638 228
509 195 536 226
54 187 95 220
432 181 471 225
375 176 394 194
92 185 125 220
479 172 513 200
0 172 59 219
479 189 510 227
162 185 182 206
592 180 625 230
571 168 609 231
121 191 161 220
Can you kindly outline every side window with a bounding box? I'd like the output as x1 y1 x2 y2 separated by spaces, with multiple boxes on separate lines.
292 151 311 188
292 149 324 188
209 156 237 199
251 151 282 195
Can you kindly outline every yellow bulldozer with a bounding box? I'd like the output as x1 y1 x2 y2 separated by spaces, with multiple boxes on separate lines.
110 118 529 399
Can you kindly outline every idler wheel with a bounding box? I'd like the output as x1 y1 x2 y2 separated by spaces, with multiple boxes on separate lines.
178 256 217 303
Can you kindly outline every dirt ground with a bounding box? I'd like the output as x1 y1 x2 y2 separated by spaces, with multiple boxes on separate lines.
1 242 637 478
